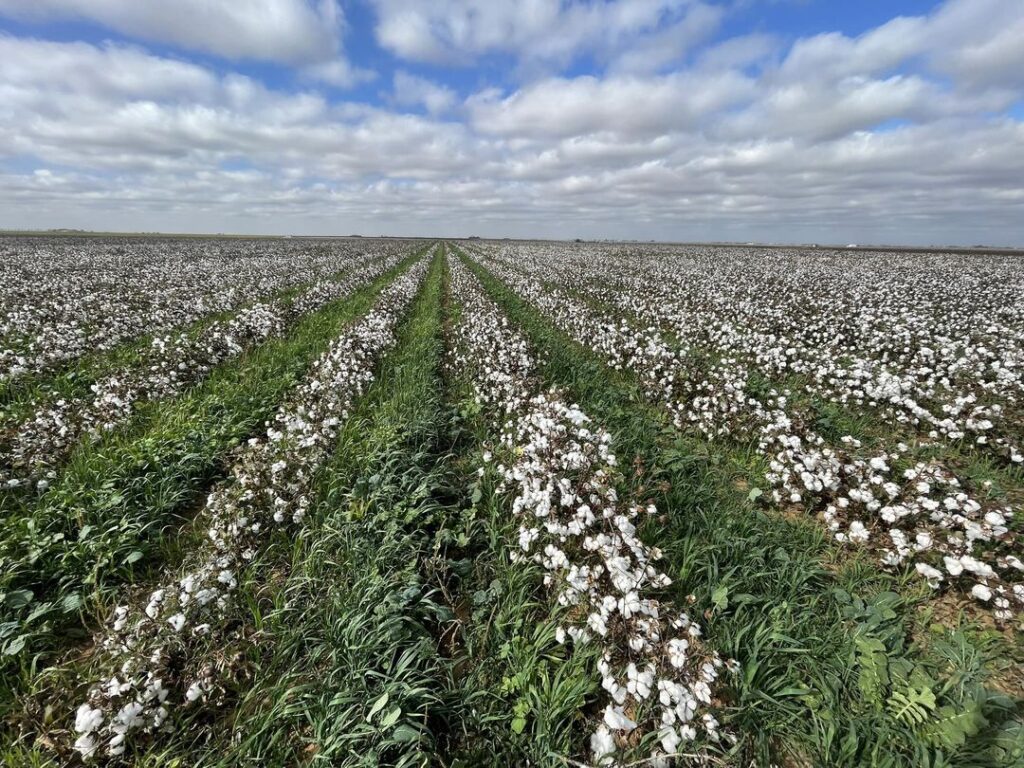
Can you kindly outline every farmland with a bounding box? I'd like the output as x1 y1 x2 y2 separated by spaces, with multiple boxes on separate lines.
1 236 1022 767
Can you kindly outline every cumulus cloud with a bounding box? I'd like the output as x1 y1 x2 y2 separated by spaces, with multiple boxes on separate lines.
370 0 721 71
468 71 755 139
0 0 345 63
0 0 1022 245
391 70 457 115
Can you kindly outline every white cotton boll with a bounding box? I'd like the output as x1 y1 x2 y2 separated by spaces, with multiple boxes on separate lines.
848 521 869 543
112 701 144 733
985 511 1006 527
144 589 165 619
185 681 204 702
591 724 617 764
660 725 681 755
961 556 996 579
668 637 689 668
915 563 943 588
971 583 993 602
74 733 99 759
603 704 637 732
167 613 186 632
112 606 129 633
944 556 964 576
75 703 104 734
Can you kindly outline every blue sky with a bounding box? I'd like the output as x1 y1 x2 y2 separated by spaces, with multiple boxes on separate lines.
0 0 1021 245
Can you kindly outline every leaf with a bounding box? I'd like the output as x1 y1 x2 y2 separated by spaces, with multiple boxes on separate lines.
391 724 419 743
3 634 27 656
711 585 729 612
62 592 83 613
747 487 763 502
380 706 402 729
126 550 144 564
511 716 527 734
471 486 482 505
888 685 936 726
925 702 984 748
854 635 890 708
366 692 389 722
4 589 34 609
27 601 54 624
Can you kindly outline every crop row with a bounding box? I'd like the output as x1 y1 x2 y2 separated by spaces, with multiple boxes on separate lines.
0 237 418 386
466 244 1023 625
71 256 430 760
1 249 403 489
447 254 729 766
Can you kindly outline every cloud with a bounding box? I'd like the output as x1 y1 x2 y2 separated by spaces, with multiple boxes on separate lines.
303 59 377 89
468 71 755 139
391 70 457 115
370 0 721 71
0 0 1022 245
775 0 1024 91
0 0 345 64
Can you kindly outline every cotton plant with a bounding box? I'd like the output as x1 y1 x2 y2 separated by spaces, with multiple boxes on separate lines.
487 241 1024 467
447 257 731 767
0 237 390 386
469 243 1023 626
1 254 401 488
70 259 430 761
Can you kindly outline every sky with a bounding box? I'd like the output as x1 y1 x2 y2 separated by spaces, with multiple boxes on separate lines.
0 0 1022 246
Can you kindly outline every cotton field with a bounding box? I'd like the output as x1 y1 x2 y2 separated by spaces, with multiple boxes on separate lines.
1 236 1021 767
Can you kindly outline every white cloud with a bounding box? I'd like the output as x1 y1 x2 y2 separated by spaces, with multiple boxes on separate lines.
392 70 457 115
775 0 1024 90
303 59 377 89
371 0 721 71
0 0 1022 245
468 71 755 139
0 0 345 64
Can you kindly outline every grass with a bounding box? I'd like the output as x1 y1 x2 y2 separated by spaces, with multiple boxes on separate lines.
0 247 427 711
184 243 459 767
457 246 1023 767
1 241 1019 767
0 281 298 411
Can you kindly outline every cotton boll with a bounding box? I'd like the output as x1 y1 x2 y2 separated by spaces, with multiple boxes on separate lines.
971 583 993 602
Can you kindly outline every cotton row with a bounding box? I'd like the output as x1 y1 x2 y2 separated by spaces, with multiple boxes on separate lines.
1 252 401 488
70 258 429 761
446 256 728 767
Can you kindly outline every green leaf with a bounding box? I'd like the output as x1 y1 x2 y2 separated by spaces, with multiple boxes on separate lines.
854 635 890 708
711 585 729 612
471 486 483 504
3 634 27 656
511 716 527 734
747 487 763 502
391 724 419 743
366 692 389 721
126 550 144 564
925 703 985 748
62 592 83 613
380 706 402 729
888 685 936 726
4 589 34 609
